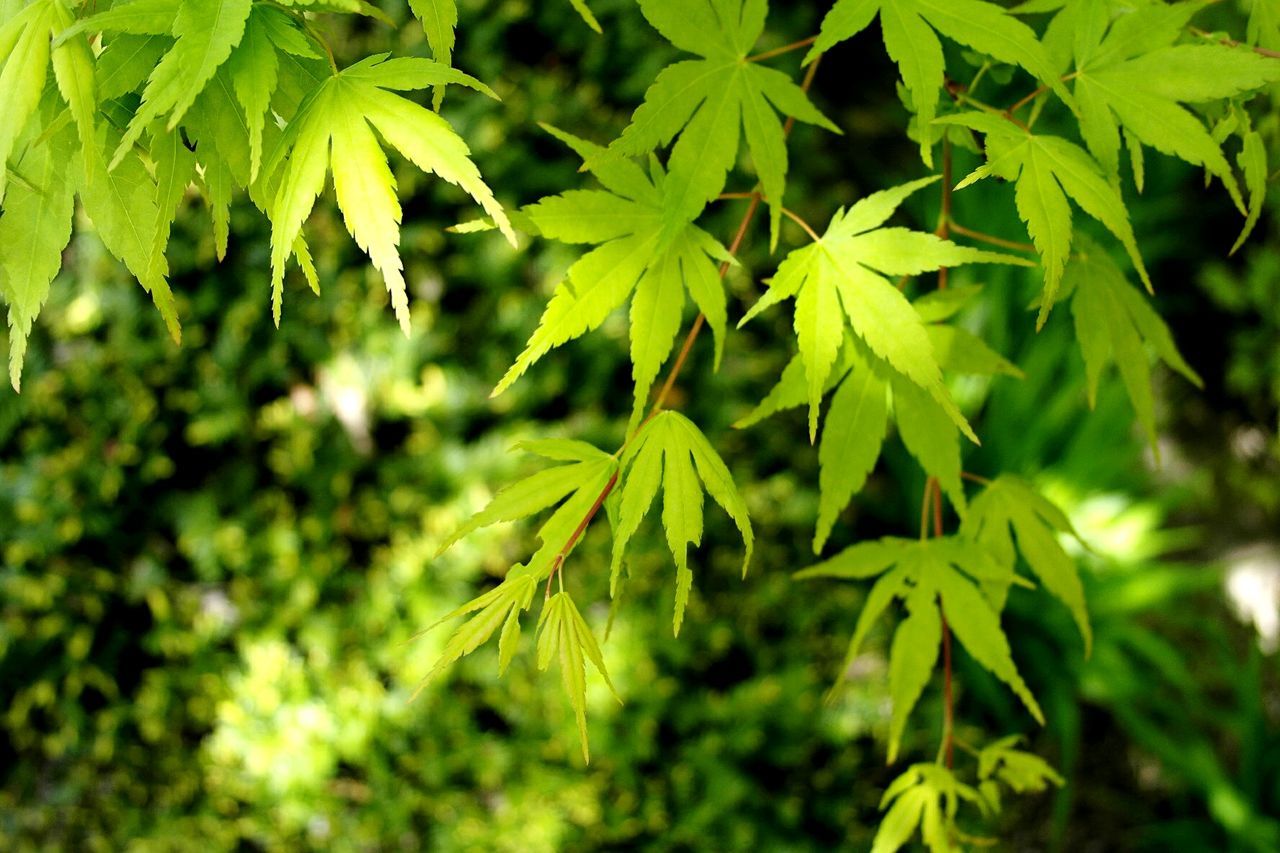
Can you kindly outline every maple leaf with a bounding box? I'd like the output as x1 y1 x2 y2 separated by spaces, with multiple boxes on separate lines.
1060 236 1202 451
536 591 620 763
1062 1 1280 208
809 0 1072 166
939 112 1149 327
738 176 1029 442
613 0 839 243
738 286 1023 552
797 535 1043 759
611 411 754 635
494 126 734 423
872 763 986 853
962 474 1091 651
262 54 514 331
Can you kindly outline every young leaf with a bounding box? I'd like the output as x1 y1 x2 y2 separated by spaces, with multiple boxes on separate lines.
421 570 539 687
963 475 1090 651
611 411 753 635
739 176 1027 441
977 734 1064 797
940 114 1149 325
494 127 732 423
263 54 513 330
1233 129 1268 254
614 0 839 241
1062 237 1202 450
809 0 1072 165
536 591 619 763
873 763 986 853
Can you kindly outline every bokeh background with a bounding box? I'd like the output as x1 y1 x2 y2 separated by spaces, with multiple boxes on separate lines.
2 1 1279 849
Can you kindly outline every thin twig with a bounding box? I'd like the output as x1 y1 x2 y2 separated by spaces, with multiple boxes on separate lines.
747 35 818 63
932 479 955 770
960 471 992 486
948 221 1036 253
1189 26 1280 60
782 206 822 243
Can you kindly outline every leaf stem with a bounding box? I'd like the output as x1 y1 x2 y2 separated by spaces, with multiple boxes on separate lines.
781 206 822 243
1189 26 1280 60
947 221 1036 253
931 478 955 770
960 470 992 485
747 35 818 63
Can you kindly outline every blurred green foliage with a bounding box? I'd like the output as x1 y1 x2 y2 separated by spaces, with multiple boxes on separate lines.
2 1 1279 850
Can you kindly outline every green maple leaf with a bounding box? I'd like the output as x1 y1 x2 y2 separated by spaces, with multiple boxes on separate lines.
263 53 514 331
962 475 1090 652
739 288 1021 552
809 0 1072 166
797 535 1042 759
0 0 97 205
0 110 76 391
610 411 753 636
872 763 986 853
425 439 618 689
1063 1 1280 208
738 176 1029 443
1061 236 1202 451
613 0 839 243
939 112 1149 327
536 591 620 763
494 126 733 423
975 734 1063 813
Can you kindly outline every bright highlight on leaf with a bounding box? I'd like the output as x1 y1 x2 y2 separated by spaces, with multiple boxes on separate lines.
263 54 514 332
